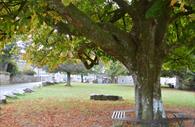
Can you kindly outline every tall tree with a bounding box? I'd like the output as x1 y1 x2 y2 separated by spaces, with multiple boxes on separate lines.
56 63 87 86
0 0 194 125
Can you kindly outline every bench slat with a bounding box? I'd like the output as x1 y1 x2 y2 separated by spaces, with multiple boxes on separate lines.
117 111 121 118
123 111 125 118
112 112 116 119
112 111 126 119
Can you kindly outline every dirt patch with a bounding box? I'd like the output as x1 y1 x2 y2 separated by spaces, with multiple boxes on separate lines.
0 99 194 127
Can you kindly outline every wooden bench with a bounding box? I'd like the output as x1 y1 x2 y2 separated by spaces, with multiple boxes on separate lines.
112 110 195 127
112 109 134 119
111 109 134 126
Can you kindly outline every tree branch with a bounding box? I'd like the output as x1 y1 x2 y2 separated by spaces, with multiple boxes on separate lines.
109 9 126 23
77 43 99 69
46 0 136 63
55 21 79 36
112 0 134 16
2 2 12 15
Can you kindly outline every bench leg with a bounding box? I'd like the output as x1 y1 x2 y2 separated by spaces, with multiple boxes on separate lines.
177 120 184 127
112 120 124 127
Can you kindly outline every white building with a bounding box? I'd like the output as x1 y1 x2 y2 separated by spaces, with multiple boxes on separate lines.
117 75 176 87
117 76 134 85
160 77 176 87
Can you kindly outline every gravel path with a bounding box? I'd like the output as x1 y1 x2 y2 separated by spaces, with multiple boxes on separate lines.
0 82 42 98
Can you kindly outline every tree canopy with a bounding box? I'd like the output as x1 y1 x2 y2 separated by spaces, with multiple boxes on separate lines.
0 0 195 124
0 0 194 70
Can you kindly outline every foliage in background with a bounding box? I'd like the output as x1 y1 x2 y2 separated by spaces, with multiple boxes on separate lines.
161 69 195 90
0 43 18 72
105 61 129 76
161 13 195 90
164 16 195 72
6 61 19 76
21 69 36 75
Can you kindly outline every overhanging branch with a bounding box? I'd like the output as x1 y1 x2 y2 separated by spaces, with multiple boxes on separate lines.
77 43 99 69
55 21 79 36
109 9 126 23
46 0 135 60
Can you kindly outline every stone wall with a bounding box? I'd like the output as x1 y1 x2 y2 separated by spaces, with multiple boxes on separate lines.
0 71 10 85
10 75 41 84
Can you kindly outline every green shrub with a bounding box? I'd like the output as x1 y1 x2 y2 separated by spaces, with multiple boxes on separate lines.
7 61 19 76
22 69 36 75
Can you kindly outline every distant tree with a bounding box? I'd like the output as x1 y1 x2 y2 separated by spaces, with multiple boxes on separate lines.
0 44 17 74
105 61 128 83
6 61 18 77
56 63 87 86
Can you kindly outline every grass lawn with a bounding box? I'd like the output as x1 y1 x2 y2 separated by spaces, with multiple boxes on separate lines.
16 83 195 108
0 83 194 127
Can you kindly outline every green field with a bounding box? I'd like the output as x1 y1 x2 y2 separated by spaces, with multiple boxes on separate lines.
15 83 195 108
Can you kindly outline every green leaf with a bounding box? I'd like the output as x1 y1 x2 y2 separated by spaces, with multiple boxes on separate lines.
145 0 165 19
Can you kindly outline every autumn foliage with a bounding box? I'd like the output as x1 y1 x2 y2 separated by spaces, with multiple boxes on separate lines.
0 99 194 127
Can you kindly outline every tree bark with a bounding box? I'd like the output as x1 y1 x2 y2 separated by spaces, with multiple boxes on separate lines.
66 72 71 86
140 78 154 121
132 74 142 120
153 75 168 127
133 66 167 126
132 50 168 126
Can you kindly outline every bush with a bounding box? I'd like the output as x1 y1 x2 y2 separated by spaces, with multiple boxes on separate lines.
22 69 36 75
7 61 19 76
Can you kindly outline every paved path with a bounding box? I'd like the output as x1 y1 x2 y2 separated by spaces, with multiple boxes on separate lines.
0 82 42 98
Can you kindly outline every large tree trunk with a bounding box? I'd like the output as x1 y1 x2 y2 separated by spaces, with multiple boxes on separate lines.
132 52 167 126
66 72 71 86
133 68 166 126
133 72 155 121
130 20 167 124
129 13 168 123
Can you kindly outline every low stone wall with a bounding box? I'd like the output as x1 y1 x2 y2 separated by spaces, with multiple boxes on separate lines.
0 71 10 85
10 75 41 84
